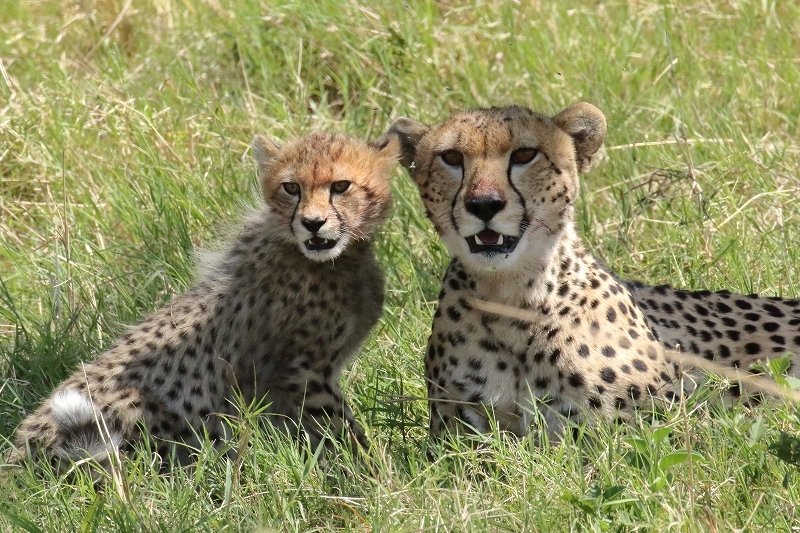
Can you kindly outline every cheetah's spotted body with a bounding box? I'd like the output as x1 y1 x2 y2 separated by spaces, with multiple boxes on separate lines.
11 132 399 466
384 103 798 440
628 282 800 396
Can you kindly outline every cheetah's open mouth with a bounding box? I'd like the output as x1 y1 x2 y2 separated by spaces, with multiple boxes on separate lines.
305 236 338 251
466 229 520 255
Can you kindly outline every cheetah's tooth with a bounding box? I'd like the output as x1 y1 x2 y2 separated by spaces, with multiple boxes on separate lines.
474 235 484 245
497 234 504 245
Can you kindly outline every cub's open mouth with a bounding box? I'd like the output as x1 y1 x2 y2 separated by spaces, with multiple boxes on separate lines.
305 236 337 251
466 229 520 255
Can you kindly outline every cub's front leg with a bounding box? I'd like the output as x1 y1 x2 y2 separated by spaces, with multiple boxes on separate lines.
292 375 366 450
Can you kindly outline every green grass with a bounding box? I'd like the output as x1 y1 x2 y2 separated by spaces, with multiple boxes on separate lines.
2 0 800 530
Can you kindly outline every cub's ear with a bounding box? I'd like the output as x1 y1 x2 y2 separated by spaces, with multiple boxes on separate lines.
554 103 607 173
373 117 430 170
368 133 402 170
252 134 281 175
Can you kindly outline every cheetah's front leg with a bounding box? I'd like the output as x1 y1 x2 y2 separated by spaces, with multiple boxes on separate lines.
428 391 492 440
297 378 366 450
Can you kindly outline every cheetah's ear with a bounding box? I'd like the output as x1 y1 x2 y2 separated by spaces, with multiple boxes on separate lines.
251 134 281 176
374 117 430 170
368 132 402 170
554 103 607 173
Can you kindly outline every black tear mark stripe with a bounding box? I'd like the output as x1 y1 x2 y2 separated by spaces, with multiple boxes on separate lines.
449 153 465 231
330 196 345 229
289 199 300 239
506 150 528 227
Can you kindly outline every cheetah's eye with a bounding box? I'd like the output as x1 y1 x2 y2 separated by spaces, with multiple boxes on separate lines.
282 182 300 195
330 180 351 194
511 148 539 165
440 150 464 167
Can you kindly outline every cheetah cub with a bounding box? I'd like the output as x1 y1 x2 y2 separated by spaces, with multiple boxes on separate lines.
11 132 399 467
383 103 797 441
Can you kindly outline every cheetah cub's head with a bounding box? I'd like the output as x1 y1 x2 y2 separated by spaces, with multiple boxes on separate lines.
382 103 606 272
252 132 399 261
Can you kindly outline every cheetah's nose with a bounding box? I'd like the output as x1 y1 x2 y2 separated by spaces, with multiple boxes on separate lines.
301 217 327 233
465 195 506 222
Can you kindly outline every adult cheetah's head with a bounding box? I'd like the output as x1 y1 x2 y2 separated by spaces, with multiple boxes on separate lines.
382 103 606 273
252 132 399 261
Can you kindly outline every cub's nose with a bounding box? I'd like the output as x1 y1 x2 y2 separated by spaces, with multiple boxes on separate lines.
301 217 326 233
465 196 506 222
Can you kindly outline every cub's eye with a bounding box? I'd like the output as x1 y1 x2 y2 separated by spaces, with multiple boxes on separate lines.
440 150 464 167
282 182 300 195
330 180 351 194
511 148 539 165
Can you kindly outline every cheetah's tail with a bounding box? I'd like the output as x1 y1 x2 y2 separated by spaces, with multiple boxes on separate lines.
47 389 124 465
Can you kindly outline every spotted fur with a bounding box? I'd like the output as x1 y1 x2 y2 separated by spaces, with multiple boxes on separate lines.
627 282 800 397
382 103 797 440
11 132 399 467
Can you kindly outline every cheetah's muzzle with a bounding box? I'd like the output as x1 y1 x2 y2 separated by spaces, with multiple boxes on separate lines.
466 229 520 255
305 236 338 250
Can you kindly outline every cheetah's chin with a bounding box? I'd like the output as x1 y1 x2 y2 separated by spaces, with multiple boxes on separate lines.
466 229 520 255
304 236 338 251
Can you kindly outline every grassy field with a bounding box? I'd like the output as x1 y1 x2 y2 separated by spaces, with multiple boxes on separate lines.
2 0 800 530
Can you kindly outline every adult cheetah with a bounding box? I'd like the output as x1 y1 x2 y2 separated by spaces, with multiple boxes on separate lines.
382 103 798 440
11 132 400 467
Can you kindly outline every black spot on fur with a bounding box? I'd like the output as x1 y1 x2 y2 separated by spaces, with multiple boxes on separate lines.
628 385 641 401
479 339 500 352
646 346 659 361
770 334 786 345
716 302 732 313
744 343 761 355
763 304 785 318
568 373 585 388
600 367 617 383
447 307 462 321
